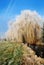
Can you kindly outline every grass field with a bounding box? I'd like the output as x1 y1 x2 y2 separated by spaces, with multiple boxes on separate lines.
0 41 23 65
0 41 44 65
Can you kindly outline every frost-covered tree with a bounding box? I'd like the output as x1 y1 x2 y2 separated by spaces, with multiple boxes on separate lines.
5 10 42 44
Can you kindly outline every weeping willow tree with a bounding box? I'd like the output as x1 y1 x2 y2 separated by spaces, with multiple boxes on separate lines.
42 22 44 43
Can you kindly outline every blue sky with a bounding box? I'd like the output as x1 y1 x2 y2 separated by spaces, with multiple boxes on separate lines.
0 0 44 33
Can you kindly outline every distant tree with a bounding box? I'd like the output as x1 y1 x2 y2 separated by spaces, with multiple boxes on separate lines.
42 22 44 43
4 38 7 41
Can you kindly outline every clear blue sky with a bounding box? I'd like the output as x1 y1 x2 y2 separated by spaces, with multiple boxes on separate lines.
0 0 44 33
